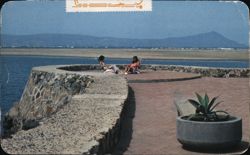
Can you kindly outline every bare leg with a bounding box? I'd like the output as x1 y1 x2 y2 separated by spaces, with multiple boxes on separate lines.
124 65 130 74
125 65 129 72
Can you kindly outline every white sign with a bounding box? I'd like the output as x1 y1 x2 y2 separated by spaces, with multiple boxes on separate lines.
66 0 152 12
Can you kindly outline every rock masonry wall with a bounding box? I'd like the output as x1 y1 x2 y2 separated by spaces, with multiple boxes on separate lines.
3 69 93 135
2 65 128 155
59 64 250 78
139 65 250 78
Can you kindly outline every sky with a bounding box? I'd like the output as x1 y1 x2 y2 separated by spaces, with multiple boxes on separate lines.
1 0 249 45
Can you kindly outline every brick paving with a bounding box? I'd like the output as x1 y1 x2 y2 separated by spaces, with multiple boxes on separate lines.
116 71 250 155
124 71 201 82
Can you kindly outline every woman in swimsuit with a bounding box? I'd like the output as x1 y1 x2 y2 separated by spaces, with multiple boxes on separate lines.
124 56 140 74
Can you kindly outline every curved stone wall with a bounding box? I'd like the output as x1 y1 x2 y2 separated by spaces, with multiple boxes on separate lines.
139 65 250 78
59 64 250 78
1 65 128 154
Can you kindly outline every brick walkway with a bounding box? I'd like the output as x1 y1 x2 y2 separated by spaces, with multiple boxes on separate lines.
124 71 201 83
114 71 250 155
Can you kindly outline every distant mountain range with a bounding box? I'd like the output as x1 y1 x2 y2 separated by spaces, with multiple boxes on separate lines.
1 31 248 49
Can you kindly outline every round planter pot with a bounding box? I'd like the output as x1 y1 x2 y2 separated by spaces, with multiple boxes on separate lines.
176 116 242 149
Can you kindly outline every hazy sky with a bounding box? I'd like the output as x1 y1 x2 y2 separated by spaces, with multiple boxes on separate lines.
1 0 249 45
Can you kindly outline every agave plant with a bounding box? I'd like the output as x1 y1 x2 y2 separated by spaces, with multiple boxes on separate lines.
187 93 229 121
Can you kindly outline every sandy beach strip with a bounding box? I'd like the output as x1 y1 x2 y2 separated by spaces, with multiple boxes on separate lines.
1 48 249 60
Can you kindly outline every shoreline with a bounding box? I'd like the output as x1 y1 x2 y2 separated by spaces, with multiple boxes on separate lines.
1 54 249 62
1 48 249 60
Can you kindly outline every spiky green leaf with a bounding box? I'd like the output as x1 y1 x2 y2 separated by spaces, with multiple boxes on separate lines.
204 93 209 113
195 92 204 106
214 110 230 121
210 101 223 111
208 96 219 111
188 99 200 109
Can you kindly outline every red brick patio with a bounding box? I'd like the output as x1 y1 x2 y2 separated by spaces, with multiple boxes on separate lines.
116 71 250 155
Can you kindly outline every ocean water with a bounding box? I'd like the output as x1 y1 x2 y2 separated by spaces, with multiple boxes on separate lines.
0 55 249 115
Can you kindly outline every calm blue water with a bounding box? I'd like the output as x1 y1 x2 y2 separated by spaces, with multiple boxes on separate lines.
0 55 249 115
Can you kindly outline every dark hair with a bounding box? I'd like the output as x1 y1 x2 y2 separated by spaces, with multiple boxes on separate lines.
98 55 105 62
132 56 139 63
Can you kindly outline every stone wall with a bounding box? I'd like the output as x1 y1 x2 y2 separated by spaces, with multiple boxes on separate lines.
59 64 250 78
59 65 102 71
2 65 128 154
138 65 250 78
3 68 94 135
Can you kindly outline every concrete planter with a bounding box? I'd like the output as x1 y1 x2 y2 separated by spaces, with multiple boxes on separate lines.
176 116 242 149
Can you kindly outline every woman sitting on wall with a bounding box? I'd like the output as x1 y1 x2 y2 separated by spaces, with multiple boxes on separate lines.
98 55 119 74
124 56 141 74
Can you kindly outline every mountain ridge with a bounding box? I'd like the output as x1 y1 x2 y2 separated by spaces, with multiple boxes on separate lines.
2 31 248 49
